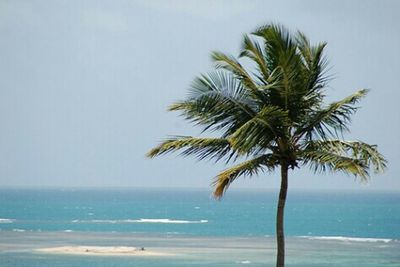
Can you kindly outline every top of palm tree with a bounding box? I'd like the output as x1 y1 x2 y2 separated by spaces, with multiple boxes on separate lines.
147 24 386 198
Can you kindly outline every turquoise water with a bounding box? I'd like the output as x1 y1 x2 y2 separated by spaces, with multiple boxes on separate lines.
0 189 399 266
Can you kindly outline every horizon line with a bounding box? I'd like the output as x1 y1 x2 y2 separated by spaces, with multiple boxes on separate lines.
0 185 398 194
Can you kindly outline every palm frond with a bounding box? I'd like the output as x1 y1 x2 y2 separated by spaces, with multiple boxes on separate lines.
213 154 278 198
169 71 257 136
211 51 258 92
239 34 269 81
301 139 387 180
146 136 233 162
295 89 369 140
229 106 288 154
254 24 309 121
296 31 328 110
296 31 329 91
254 24 297 74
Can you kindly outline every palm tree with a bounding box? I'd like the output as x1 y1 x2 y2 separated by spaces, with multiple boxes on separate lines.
146 24 386 267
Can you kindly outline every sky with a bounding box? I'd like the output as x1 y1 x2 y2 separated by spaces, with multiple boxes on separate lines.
0 0 399 192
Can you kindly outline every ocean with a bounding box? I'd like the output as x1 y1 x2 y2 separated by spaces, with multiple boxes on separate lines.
0 188 399 266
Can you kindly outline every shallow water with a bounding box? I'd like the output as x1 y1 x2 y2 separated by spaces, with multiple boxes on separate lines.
1 232 399 267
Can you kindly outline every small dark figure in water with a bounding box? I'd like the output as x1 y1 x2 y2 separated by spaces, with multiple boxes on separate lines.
140 247 145 251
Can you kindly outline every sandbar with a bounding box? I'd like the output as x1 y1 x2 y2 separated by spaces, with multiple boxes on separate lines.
35 246 172 256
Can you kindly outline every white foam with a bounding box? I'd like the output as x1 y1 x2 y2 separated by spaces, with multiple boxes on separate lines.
299 236 393 243
91 220 118 224
72 218 208 224
12 229 25 232
0 218 14 223
63 230 73 232
166 232 181 234
132 219 208 224
236 260 251 264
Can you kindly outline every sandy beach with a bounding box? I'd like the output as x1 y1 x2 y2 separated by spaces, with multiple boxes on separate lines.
36 246 173 256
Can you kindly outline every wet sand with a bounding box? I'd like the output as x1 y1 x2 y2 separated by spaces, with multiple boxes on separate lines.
36 245 172 256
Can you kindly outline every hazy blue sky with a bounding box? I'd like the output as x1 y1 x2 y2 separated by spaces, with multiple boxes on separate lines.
0 0 399 191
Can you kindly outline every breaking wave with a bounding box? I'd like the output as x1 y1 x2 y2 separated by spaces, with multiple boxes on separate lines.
0 218 14 223
72 218 208 224
298 236 393 243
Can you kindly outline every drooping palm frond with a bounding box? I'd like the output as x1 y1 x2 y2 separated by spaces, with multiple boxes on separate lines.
301 139 386 180
310 140 386 173
303 150 369 179
295 89 369 141
147 136 233 162
213 154 278 198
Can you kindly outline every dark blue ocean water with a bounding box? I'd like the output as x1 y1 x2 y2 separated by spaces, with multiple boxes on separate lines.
0 188 399 266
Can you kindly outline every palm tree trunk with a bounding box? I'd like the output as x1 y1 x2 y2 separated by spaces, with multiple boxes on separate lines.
276 163 288 267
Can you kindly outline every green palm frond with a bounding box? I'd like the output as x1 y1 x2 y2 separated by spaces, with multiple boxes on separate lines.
296 31 329 91
303 150 369 179
229 106 288 154
169 71 257 136
239 34 269 81
296 31 328 113
308 140 386 173
295 89 369 140
301 139 386 180
211 51 259 92
147 136 233 162
213 154 277 198
254 24 297 73
254 24 309 121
